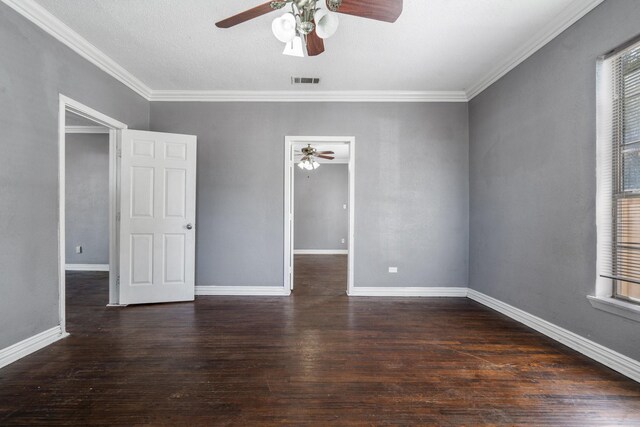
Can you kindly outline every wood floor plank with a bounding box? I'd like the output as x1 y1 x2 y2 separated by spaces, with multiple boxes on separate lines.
0 257 638 425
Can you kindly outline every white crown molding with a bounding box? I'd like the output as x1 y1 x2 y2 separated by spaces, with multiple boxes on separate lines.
65 126 109 134
148 90 469 103
3 0 603 103
348 287 468 297
468 289 640 384
65 263 110 271
0 326 68 369
1 0 152 100
465 0 605 100
294 249 348 255
196 285 291 296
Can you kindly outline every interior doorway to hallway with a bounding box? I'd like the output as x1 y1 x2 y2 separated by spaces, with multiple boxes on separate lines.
58 95 127 335
284 136 355 296
64 111 112 326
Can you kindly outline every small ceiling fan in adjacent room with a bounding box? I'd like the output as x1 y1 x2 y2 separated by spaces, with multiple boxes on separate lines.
296 144 335 170
215 0 403 57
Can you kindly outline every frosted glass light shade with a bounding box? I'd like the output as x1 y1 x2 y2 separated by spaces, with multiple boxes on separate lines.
272 13 296 43
314 9 339 39
283 36 305 57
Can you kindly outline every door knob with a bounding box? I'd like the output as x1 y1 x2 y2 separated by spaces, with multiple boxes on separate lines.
186 223 193 230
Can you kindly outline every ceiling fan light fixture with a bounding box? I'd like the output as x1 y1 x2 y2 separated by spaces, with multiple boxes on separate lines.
298 155 320 170
272 13 297 42
216 0 403 57
314 9 339 39
283 35 305 57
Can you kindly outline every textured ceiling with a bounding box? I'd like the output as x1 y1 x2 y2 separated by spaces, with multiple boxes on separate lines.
34 0 585 92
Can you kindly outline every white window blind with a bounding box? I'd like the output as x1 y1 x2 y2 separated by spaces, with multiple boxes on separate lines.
599 41 640 302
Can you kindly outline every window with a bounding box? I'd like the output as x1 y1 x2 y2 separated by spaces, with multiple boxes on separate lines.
598 40 640 304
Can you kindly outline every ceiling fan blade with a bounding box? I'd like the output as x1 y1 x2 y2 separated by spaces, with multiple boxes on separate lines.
330 0 403 23
316 155 335 160
215 2 275 28
305 26 325 56
316 151 335 154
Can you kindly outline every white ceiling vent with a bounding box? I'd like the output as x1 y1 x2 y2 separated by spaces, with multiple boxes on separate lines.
291 77 320 85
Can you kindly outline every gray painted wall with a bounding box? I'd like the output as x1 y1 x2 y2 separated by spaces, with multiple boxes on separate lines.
0 3 149 349
65 133 109 264
150 102 469 288
469 0 640 361
294 164 348 250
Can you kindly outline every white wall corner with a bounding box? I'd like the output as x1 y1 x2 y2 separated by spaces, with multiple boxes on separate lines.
195 286 291 296
0 326 68 369
348 287 468 297
467 289 640 384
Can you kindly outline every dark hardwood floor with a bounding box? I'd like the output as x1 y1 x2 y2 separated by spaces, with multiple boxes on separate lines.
1 259 639 425
293 254 347 296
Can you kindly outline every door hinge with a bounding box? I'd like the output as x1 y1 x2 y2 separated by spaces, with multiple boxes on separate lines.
116 212 121 222
116 149 122 158
116 275 120 286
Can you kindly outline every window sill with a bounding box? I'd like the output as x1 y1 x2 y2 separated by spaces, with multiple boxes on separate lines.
587 295 640 322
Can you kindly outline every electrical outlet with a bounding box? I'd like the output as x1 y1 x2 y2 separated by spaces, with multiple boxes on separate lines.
341 238 345 244
75 245 82 254
343 204 347 210
388 267 398 273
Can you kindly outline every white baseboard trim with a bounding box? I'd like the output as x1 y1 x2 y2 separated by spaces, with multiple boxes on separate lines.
65 264 109 271
348 287 468 297
0 326 68 369
294 249 348 255
467 289 640 384
196 286 291 296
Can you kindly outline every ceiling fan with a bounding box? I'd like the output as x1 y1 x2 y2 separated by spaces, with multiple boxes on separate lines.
296 144 335 170
215 0 403 57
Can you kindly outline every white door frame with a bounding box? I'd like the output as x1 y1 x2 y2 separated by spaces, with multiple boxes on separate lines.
58 94 127 335
284 136 355 294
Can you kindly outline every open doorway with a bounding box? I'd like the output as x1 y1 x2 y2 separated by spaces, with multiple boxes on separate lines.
58 95 127 335
284 136 355 296
64 111 111 326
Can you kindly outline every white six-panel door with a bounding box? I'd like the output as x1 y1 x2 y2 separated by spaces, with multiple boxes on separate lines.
119 130 197 305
